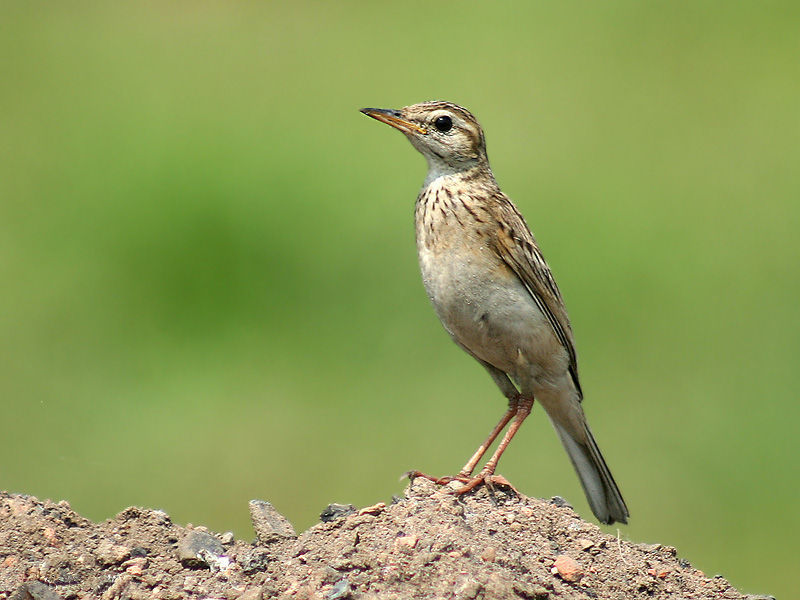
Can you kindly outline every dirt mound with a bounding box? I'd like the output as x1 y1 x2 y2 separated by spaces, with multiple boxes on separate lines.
0 480 771 599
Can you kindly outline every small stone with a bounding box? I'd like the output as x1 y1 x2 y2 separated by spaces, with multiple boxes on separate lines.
576 538 594 551
295 585 320 600
42 527 59 546
3 555 18 568
454 578 483 599
550 496 572 509
123 557 147 576
327 577 351 600
394 534 418 553
437 498 465 517
485 573 513 597
358 502 386 516
128 588 154 600
552 554 583 583
241 549 275 574
513 581 550 599
480 546 496 562
202 549 230 572
319 503 356 523
122 557 147 569
95 540 132 566
177 530 225 568
10 582 64 600
101 573 132 600
236 590 263 600
183 575 198 591
249 500 297 543
220 531 235 544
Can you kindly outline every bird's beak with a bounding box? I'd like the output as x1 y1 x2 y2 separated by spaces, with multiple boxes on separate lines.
360 108 427 135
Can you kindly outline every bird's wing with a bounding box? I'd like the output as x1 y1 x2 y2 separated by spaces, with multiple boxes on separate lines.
489 194 583 397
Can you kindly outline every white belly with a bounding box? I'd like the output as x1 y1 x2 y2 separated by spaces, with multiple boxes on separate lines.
417 242 567 386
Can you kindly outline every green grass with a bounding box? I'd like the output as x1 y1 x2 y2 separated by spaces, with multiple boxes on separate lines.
1 2 798 597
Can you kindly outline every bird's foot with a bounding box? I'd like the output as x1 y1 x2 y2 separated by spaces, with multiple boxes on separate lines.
451 471 516 495
405 470 517 495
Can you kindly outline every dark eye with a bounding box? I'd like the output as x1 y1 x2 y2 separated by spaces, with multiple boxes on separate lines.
434 115 452 132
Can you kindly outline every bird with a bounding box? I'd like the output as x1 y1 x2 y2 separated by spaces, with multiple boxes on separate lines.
360 101 629 525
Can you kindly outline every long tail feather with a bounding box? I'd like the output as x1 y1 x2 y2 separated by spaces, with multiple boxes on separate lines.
553 421 629 525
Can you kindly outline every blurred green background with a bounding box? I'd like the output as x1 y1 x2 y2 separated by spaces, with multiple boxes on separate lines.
2 2 797 597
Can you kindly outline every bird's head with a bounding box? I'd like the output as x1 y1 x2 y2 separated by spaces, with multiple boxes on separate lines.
361 101 488 176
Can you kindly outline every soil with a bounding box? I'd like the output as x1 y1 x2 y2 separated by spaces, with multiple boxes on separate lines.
0 479 773 600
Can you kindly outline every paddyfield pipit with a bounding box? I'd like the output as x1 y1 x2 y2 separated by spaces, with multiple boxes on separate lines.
361 101 629 525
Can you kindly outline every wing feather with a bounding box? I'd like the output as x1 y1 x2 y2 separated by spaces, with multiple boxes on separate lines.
487 194 583 397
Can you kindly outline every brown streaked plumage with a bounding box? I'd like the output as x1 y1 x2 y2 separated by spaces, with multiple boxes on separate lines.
361 101 629 525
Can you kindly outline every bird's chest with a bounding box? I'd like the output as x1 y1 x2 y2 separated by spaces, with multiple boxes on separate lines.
414 188 492 316
414 191 534 355
412 183 563 381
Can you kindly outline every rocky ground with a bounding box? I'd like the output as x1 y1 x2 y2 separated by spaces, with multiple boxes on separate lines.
0 479 774 599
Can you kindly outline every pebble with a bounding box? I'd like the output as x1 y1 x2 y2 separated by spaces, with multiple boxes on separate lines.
552 554 584 582
220 531 235 544
177 530 225 568
358 502 386 516
123 557 148 576
2 555 18 568
95 540 132 566
327 577 352 600
454 577 483 599
576 538 594 551
394 534 418 553
480 546 496 563
10 582 63 600
512 581 550 599
183 575 198 591
415 551 438 566
101 573 131 600
240 548 275 574
42 527 59 546
249 500 297 544
647 567 670 578
319 503 356 523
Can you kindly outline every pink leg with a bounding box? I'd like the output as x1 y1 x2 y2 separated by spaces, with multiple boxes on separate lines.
455 397 533 494
457 397 519 477
407 397 532 493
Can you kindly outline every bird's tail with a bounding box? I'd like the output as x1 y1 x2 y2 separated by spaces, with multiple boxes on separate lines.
552 419 629 525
